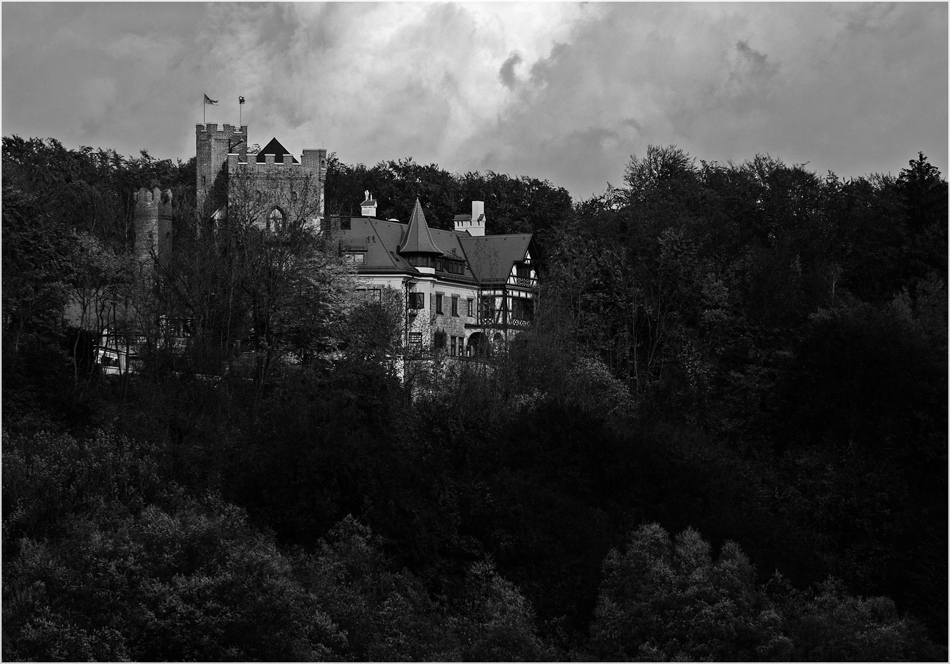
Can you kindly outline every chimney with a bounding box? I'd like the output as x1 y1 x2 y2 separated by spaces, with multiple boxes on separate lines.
361 190 377 217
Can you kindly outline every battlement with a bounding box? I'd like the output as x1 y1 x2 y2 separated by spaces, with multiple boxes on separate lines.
228 153 303 170
196 123 248 137
134 186 174 208
454 201 486 236
228 147 327 173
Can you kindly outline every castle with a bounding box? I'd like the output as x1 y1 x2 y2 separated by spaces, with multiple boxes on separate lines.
132 124 537 359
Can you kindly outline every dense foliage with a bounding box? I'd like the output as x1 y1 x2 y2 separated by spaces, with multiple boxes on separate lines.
3 135 946 660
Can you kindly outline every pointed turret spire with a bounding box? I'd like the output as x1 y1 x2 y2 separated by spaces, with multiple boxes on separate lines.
399 198 443 255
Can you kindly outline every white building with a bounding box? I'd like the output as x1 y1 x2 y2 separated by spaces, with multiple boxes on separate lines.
335 197 538 356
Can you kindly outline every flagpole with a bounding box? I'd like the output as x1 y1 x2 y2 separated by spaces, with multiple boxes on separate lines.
203 94 206 125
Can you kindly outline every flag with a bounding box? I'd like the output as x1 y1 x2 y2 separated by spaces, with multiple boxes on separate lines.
239 96 245 104
204 94 218 105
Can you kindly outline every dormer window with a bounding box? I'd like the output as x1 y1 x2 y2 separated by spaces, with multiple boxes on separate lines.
407 255 433 268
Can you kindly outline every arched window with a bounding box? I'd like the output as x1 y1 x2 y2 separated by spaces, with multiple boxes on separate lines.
268 207 285 231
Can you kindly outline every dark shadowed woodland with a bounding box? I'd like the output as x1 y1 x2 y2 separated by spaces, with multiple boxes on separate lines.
3 135 947 660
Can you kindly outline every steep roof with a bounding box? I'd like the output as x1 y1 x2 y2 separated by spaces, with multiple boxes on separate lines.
334 214 532 287
459 234 533 284
344 218 416 274
256 137 298 163
334 217 477 283
398 199 443 255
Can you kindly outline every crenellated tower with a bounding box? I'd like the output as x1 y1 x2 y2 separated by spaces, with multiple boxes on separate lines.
133 187 174 267
196 124 326 230
225 137 327 230
196 123 247 218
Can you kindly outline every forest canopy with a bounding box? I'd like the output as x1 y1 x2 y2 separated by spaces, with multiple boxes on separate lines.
2 135 947 660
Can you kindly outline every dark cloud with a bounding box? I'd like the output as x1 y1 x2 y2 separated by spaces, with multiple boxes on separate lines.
459 3 947 196
2 3 946 199
735 40 768 68
732 40 777 87
499 52 523 89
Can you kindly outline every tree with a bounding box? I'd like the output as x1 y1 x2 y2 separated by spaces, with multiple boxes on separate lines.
588 523 940 661
766 575 942 661
588 523 787 661
897 152 947 231
3 497 349 661
442 560 550 661
1 185 76 355
159 166 353 386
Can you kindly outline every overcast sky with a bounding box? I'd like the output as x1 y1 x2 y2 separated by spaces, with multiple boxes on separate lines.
3 2 947 200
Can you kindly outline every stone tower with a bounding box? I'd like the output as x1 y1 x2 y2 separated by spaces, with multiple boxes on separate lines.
196 123 247 218
133 187 174 267
224 136 328 230
196 124 327 228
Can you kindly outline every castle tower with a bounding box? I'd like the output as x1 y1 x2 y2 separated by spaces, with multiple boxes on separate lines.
301 148 328 217
225 140 328 230
133 187 174 267
196 123 247 218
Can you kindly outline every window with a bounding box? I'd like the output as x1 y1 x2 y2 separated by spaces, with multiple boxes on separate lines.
408 292 425 309
512 297 534 321
408 255 431 268
268 207 285 231
433 330 446 350
467 299 475 317
450 336 457 356
514 264 534 286
480 295 495 319
451 295 459 316
341 218 351 230
436 293 444 314
357 288 381 303
344 252 364 264
409 332 422 351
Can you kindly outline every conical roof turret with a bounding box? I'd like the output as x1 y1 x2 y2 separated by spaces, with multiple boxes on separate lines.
399 198 443 255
